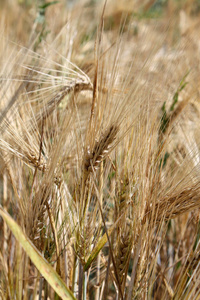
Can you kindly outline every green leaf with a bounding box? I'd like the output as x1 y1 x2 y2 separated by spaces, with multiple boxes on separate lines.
160 71 190 135
0 206 76 300
170 71 190 112
84 219 119 271
160 101 169 134
170 91 178 112
39 1 59 10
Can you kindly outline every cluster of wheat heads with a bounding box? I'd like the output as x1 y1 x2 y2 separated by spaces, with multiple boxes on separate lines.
1 1 200 299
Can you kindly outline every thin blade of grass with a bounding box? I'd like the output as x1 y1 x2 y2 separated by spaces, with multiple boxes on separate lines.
84 216 121 272
0 206 77 300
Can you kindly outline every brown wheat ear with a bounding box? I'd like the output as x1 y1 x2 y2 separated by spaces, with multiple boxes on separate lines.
143 184 200 224
84 124 119 174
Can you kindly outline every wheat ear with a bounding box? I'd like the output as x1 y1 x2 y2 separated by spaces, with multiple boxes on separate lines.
83 124 119 175
143 184 200 223
35 80 92 126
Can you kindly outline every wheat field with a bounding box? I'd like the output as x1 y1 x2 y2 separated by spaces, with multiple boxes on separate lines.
0 0 200 299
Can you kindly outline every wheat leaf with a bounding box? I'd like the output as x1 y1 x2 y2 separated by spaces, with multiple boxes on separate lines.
0 206 76 300
84 218 120 271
